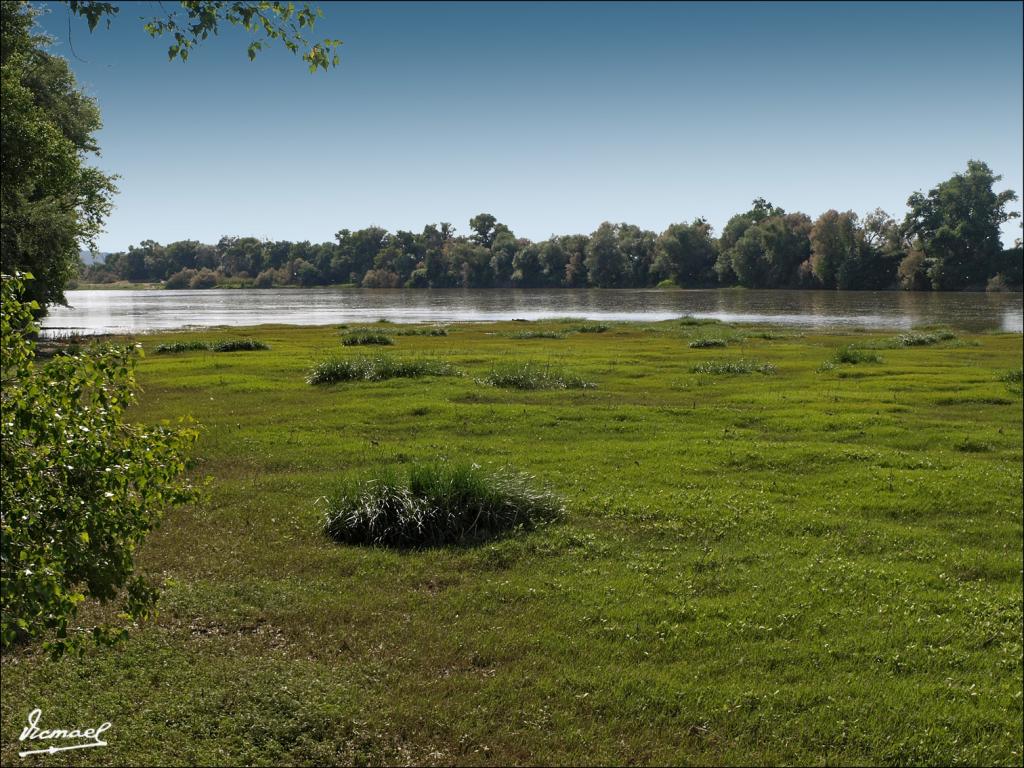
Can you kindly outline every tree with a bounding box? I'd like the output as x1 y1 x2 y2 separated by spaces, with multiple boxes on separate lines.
585 222 627 288
67 1 342 72
1 1 342 312
0 1 116 310
714 199 783 284
902 160 1019 290
653 219 717 286
469 213 502 248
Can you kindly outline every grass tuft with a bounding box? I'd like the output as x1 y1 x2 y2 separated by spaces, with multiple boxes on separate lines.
307 354 460 385
211 339 269 352
892 330 957 347
575 323 610 333
323 462 563 547
689 338 728 349
691 359 776 375
342 332 394 346
679 316 721 326
154 340 210 354
828 345 883 366
477 361 595 390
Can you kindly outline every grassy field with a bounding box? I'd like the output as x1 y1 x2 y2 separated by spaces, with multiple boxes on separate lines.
2 319 1022 766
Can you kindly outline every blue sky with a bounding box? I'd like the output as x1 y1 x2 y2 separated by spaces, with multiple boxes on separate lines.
35 1 1024 251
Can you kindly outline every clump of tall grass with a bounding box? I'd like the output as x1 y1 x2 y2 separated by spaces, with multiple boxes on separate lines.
154 340 210 354
211 339 269 352
892 330 956 347
828 345 883 365
476 361 595 390
679 316 721 326
509 330 566 339
688 338 728 349
575 323 610 333
323 462 563 547
342 332 394 346
307 354 460 384
691 359 776 375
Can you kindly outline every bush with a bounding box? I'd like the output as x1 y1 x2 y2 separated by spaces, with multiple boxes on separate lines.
165 268 197 289
477 361 596 390
189 268 220 289
307 354 460 384
323 462 563 547
342 332 394 346
154 340 210 354
1 274 197 655
689 338 727 349
691 359 776 375
210 339 269 352
575 323 610 333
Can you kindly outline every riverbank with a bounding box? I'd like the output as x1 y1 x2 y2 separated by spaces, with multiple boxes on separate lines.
2 319 1021 765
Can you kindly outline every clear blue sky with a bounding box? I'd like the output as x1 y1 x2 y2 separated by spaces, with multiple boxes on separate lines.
34 0 1024 251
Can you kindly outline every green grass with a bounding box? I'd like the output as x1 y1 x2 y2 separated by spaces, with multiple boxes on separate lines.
574 323 610 333
508 330 567 340
324 462 563 548
341 331 394 346
2 319 1021 766
306 353 460 384
477 360 596 390
366 325 449 337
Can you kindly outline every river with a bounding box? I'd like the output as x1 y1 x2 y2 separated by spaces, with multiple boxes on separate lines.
41 288 1024 335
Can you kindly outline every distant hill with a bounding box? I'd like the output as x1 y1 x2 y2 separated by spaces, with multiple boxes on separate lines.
79 250 110 265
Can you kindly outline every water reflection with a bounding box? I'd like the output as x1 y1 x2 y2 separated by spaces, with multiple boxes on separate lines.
42 288 1024 335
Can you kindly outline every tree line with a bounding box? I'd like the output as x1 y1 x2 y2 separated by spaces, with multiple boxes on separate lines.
82 162 1022 292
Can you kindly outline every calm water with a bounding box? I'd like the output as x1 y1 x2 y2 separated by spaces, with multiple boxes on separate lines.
42 288 1024 335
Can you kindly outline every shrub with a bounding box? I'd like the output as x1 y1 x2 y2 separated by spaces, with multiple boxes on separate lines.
342 332 394 346
154 340 210 354
165 268 197 289
691 359 776 375
323 462 563 547
188 268 220 289
210 339 269 352
477 361 595 390
689 338 727 349
1 274 197 655
307 354 460 384
575 323 610 333
1001 368 1023 384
